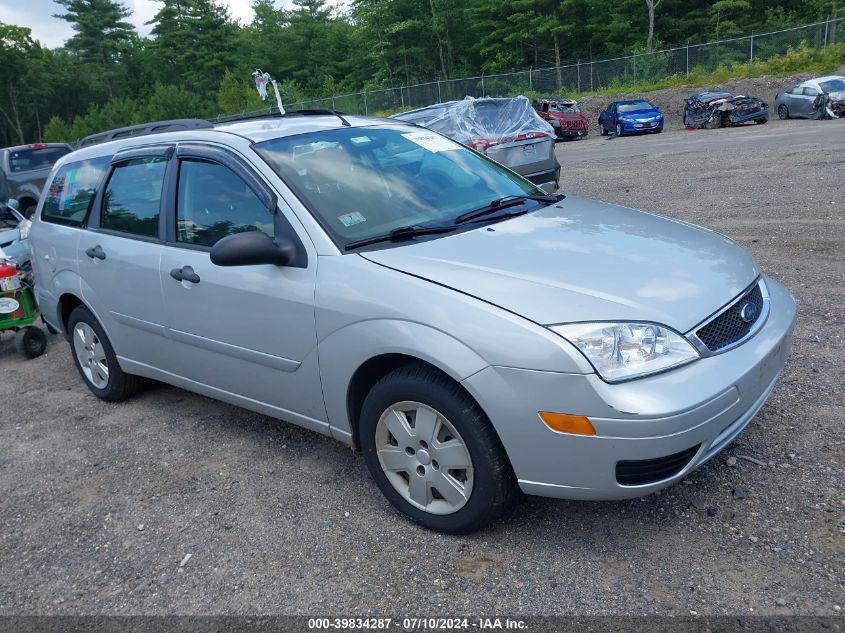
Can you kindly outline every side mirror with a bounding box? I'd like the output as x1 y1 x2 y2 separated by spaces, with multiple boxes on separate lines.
210 230 296 267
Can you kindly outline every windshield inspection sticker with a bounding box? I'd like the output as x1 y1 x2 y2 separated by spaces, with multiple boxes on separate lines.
338 211 367 227
402 131 461 153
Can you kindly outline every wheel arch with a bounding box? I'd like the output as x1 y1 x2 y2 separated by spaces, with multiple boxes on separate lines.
57 292 85 337
318 319 490 448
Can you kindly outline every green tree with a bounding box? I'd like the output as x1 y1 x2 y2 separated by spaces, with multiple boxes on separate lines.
53 0 135 97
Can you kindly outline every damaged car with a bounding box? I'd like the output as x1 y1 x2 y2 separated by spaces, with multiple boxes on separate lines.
392 96 560 192
774 76 845 120
683 92 768 129
533 98 588 140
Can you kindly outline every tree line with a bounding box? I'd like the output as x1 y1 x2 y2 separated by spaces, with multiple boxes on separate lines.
0 0 839 146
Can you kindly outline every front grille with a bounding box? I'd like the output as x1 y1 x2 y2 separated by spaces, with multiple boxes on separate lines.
696 283 764 352
616 444 700 486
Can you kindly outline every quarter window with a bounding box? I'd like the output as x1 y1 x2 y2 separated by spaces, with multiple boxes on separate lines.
176 159 272 247
101 157 167 238
42 156 110 226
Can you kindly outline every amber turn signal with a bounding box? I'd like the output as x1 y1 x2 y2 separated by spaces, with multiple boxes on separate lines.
538 411 597 436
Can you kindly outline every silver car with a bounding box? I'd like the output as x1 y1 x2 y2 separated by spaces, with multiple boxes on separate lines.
775 75 845 119
392 97 561 192
30 113 795 533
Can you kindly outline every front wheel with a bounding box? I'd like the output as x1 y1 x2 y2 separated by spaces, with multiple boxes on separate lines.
360 364 519 534
68 305 142 401
616 122 623 137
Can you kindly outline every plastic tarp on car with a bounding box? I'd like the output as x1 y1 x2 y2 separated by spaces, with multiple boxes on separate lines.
394 96 555 146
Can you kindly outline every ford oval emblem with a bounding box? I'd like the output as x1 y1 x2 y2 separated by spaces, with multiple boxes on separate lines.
740 302 758 323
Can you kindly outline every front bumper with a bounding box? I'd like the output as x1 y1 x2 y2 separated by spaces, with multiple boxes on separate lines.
461 276 796 499
620 120 663 133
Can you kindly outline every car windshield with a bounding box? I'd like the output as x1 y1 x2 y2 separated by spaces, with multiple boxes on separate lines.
618 101 654 113
8 146 70 173
254 125 541 248
819 78 845 92
550 102 580 113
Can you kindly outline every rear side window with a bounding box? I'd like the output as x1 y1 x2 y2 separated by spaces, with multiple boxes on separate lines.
42 156 110 227
9 146 71 173
176 159 272 247
803 87 820 97
101 157 167 238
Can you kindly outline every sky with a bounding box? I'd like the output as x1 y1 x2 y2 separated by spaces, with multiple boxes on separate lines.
0 0 317 48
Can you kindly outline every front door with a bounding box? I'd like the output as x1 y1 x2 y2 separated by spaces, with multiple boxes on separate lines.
158 145 325 429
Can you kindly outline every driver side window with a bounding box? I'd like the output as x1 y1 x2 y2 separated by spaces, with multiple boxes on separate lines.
176 159 273 247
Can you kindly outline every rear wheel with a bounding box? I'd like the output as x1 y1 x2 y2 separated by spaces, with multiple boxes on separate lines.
598 122 606 136
777 104 789 120
360 363 519 534
68 305 142 401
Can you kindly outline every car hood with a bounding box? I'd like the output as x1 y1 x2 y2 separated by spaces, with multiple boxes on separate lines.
360 196 759 333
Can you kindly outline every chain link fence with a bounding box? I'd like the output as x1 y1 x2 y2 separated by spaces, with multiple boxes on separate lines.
238 17 844 118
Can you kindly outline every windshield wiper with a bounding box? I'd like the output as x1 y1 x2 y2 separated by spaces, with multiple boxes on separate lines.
454 193 565 224
345 224 457 251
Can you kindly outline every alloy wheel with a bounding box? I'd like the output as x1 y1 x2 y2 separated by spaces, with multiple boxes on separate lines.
73 322 109 389
778 104 789 120
374 401 474 515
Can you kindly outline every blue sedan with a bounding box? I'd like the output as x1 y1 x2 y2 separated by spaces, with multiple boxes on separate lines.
598 100 664 136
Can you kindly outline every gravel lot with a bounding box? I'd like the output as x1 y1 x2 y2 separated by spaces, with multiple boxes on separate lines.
1 117 843 617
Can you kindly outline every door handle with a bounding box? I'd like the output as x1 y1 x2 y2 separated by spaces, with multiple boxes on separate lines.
85 245 106 260
170 265 200 284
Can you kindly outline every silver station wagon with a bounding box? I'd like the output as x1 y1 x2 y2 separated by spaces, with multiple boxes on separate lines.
30 112 796 533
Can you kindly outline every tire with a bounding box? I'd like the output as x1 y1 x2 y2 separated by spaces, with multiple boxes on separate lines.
616 122 623 137
755 117 768 124
654 127 663 134
777 104 789 120
598 122 606 136
704 113 723 129
360 363 519 534
67 305 142 401
21 203 36 219
14 326 47 359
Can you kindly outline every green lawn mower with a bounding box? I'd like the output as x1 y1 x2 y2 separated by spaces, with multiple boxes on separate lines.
0 262 47 359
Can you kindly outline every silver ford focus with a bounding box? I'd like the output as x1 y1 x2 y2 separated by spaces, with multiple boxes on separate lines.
30 113 795 533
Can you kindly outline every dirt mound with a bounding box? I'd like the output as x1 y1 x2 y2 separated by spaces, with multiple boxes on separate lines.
575 72 819 127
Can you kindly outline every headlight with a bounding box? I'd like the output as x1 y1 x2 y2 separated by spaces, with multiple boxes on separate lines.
549 322 699 382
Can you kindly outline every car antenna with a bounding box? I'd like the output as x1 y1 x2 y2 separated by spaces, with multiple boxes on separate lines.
327 109 351 127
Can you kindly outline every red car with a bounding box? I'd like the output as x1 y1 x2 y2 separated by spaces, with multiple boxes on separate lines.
533 98 588 140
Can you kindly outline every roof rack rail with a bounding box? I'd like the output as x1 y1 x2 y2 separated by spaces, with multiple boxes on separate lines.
77 119 213 149
214 108 352 127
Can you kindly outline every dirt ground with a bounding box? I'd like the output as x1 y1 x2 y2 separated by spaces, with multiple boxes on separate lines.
0 117 842 617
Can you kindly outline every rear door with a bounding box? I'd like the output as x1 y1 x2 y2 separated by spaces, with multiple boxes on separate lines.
80 146 171 367
157 144 325 428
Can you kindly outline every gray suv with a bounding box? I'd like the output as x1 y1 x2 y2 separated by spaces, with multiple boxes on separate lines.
30 113 795 533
